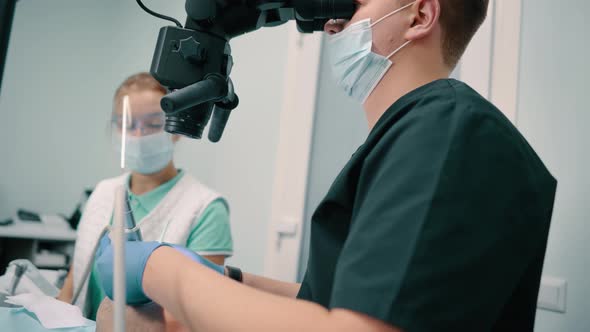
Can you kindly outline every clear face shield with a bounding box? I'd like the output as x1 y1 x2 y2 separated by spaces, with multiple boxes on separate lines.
110 95 175 175
111 101 167 138
111 111 166 136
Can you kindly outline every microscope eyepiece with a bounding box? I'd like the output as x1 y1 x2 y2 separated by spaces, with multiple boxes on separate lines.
293 0 355 32
293 0 355 20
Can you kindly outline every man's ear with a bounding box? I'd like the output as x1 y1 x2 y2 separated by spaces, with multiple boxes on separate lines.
404 0 440 41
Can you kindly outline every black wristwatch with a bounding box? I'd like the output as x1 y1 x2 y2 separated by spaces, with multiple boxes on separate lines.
225 265 243 283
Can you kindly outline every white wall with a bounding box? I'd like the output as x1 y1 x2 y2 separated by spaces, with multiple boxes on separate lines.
516 1 590 331
0 0 289 274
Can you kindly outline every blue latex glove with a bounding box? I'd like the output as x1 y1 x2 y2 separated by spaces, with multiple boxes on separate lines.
94 235 225 305
168 244 225 275
95 234 164 305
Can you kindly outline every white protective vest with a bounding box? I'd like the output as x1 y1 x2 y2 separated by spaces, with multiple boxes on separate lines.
72 173 222 316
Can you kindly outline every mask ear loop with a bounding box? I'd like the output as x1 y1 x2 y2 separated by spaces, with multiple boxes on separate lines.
370 1 415 60
386 40 412 59
370 1 416 27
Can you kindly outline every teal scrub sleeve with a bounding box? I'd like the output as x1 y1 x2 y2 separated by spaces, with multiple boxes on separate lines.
328 107 554 331
186 199 234 256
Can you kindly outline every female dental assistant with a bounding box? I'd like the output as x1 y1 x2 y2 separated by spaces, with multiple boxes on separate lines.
96 1 557 331
56 72 233 320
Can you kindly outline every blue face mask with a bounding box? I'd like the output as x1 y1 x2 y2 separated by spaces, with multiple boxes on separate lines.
113 131 174 175
327 2 415 104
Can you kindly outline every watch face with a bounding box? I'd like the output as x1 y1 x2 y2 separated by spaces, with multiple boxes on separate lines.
227 266 242 282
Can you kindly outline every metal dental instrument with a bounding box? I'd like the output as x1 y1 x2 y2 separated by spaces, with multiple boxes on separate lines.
8 262 26 295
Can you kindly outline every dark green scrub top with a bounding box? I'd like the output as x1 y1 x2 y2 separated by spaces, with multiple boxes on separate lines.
297 79 557 332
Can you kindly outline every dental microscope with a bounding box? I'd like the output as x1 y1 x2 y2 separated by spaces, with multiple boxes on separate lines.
0 0 355 141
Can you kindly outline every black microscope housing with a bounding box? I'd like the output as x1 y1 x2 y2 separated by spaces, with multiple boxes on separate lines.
150 0 355 141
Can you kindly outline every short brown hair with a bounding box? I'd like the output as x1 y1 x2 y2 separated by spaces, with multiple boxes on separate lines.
113 72 167 102
439 0 489 67
402 0 489 67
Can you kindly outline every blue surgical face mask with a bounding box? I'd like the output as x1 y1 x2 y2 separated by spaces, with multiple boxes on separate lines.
113 131 174 175
327 1 415 103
